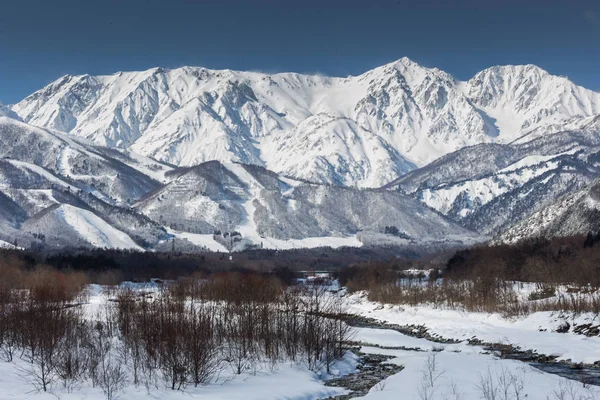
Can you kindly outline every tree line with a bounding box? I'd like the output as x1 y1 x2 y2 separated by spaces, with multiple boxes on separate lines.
340 234 600 316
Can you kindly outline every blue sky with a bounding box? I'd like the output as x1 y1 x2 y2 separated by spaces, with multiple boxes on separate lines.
0 0 599 103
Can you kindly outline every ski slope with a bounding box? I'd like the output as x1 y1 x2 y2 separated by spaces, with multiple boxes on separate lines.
57 205 143 250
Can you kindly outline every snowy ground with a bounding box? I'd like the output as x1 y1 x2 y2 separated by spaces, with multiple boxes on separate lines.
1 286 598 399
0 285 355 400
168 227 363 252
0 357 353 400
0 239 18 249
347 291 600 364
256 235 363 250
352 345 599 400
346 289 600 399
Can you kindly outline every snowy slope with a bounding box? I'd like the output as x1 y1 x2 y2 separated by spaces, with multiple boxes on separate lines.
0 103 20 120
0 117 164 204
0 239 18 249
497 178 600 244
0 190 27 228
464 64 600 142
13 59 600 187
22 204 142 250
387 123 600 235
55 204 143 250
260 114 416 187
135 161 480 248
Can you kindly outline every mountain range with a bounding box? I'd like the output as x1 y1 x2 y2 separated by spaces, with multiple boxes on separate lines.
13 58 600 187
3 58 600 251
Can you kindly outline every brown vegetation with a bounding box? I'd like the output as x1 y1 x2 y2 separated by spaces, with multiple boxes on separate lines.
0 256 352 396
341 236 600 316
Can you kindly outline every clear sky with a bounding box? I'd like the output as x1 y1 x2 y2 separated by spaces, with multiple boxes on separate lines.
0 0 599 103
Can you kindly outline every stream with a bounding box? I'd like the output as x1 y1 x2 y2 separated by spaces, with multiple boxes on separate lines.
323 313 600 398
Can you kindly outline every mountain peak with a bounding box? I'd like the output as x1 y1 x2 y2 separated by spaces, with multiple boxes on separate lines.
391 56 419 66
472 63 551 80
373 56 429 73
10 59 600 188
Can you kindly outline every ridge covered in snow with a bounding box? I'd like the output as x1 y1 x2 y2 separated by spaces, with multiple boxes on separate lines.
0 115 480 251
12 58 600 188
386 117 600 235
496 177 600 244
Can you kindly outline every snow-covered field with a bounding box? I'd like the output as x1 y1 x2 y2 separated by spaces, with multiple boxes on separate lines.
168 227 363 252
1 285 598 400
257 235 363 250
346 290 600 399
342 293 600 400
347 290 600 364
352 345 599 400
0 356 353 400
0 285 355 400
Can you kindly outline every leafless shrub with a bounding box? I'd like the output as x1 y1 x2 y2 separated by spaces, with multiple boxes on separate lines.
442 380 463 400
477 367 528 400
546 379 599 400
418 352 445 400
375 377 388 391
1 266 352 396
99 352 126 399
478 368 499 400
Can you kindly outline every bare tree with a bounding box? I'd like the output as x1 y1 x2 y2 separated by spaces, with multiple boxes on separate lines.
93 321 127 400
442 380 463 400
418 352 445 400
478 368 499 400
185 303 220 386
546 379 599 400
99 353 126 400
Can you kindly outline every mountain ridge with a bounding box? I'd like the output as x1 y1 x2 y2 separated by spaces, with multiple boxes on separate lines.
496 177 600 244
12 58 600 188
0 115 481 251
4 58 600 251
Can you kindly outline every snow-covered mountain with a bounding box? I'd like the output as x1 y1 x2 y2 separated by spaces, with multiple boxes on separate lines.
135 160 479 249
496 177 600 244
464 65 600 141
0 115 479 251
0 117 171 249
0 103 20 120
5 58 600 250
0 158 166 250
12 59 600 187
0 117 169 204
387 117 600 235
